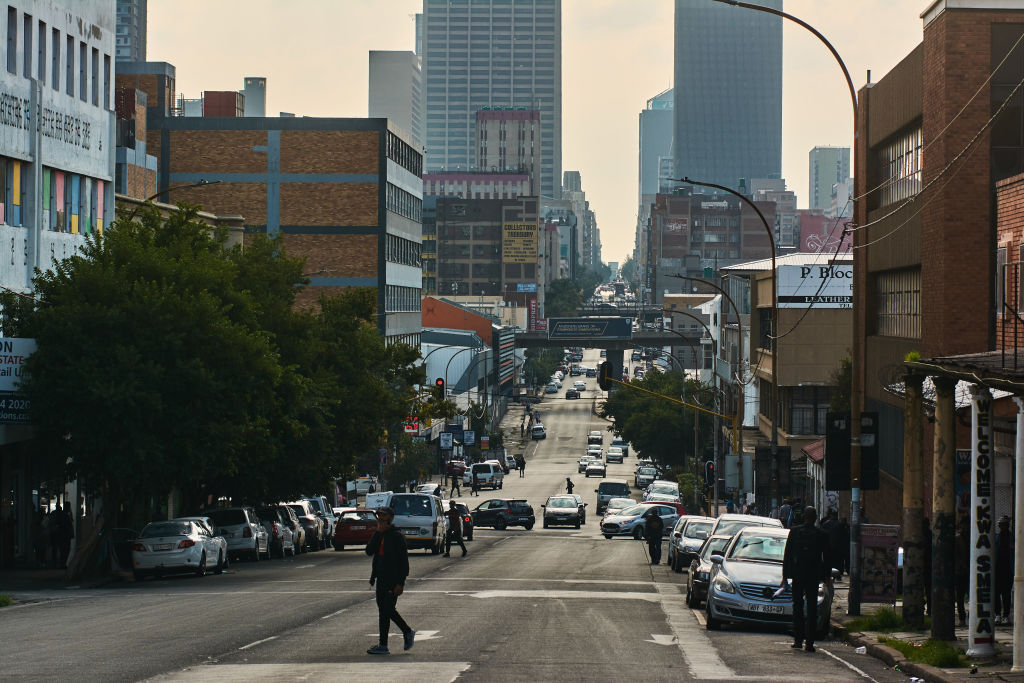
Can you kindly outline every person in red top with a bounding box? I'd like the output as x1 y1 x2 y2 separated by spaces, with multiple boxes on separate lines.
443 500 467 557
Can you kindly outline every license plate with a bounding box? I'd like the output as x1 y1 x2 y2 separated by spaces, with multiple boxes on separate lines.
350 525 366 531
400 529 416 536
748 603 785 614
153 543 173 551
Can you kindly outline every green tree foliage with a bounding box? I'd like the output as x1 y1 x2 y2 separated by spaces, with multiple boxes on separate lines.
598 371 714 468
524 347 562 387
576 264 610 297
829 355 852 413
620 256 637 286
383 436 433 491
6 205 421 517
544 278 582 318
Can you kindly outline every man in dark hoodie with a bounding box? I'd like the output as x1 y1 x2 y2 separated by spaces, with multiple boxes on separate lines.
365 506 415 655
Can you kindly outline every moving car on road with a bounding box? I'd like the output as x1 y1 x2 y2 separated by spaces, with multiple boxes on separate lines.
602 497 636 518
635 466 658 490
332 509 378 551
472 499 535 530
464 462 505 489
601 502 684 539
588 430 604 445
565 389 580 399
644 480 682 504
542 495 583 528
578 455 596 473
686 534 733 606
573 380 586 391
531 423 547 440
585 460 607 477
610 436 629 457
390 492 448 554
595 479 632 514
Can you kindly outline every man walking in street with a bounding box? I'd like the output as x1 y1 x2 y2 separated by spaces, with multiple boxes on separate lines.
644 510 665 564
566 477 574 495
450 471 461 497
365 506 415 655
443 501 467 557
782 506 831 652
471 471 480 496
516 454 525 477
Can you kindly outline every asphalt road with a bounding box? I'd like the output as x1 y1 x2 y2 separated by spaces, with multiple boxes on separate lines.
0 350 911 682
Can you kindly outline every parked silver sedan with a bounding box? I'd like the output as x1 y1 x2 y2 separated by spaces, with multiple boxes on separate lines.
132 520 225 580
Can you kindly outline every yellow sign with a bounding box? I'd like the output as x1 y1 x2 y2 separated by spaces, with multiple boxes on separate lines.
502 222 538 264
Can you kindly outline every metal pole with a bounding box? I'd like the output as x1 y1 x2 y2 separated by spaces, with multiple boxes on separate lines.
902 373 925 629
968 385 995 657
1013 397 1024 670
931 377 957 640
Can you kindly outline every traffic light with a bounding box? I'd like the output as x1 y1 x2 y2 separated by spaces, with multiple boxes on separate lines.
705 460 715 486
597 361 611 391
434 377 446 399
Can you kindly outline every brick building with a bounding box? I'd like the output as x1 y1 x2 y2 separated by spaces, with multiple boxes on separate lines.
852 1 1024 524
149 115 424 345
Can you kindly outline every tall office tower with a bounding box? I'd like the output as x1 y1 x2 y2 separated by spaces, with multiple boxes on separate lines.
415 13 424 56
638 88 674 207
673 0 782 191
562 171 598 268
242 77 266 117
422 0 561 198
369 51 423 146
115 0 146 62
808 146 851 212
476 109 541 194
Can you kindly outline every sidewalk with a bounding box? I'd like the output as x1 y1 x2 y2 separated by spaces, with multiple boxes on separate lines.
830 581 1022 682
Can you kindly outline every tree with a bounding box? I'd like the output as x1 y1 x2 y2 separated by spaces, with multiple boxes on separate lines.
620 256 638 286
829 355 852 413
544 278 582 318
524 348 562 388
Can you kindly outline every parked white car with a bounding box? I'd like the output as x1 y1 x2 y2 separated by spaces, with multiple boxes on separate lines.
132 519 227 580
173 516 229 568
206 507 271 561
644 480 682 503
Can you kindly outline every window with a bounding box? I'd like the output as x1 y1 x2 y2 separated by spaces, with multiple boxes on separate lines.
758 307 772 351
386 183 422 222
103 54 109 109
50 27 58 90
22 12 30 77
874 268 921 338
790 386 831 436
65 34 73 95
0 157 6 225
37 20 44 83
997 246 1007 313
78 41 86 101
759 377 774 422
876 127 922 207
90 47 98 105
7 6 16 74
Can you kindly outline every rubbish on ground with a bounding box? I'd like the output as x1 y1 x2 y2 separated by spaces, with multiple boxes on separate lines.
854 646 866 654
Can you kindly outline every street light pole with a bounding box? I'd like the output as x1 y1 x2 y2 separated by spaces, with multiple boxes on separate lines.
120 179 222 224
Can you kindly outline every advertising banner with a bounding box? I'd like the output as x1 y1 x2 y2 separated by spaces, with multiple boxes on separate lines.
0 338 35 425
547 317 632 340
502 222 538 264
528 296 538 332
440 432 453 449
464 430 476 446
777 264 852 308
860 524 900 603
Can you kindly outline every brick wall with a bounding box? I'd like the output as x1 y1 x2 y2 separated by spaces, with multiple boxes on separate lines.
996 172 1024 347
171 182 267 224
279 183 378 225
282 234 378 278
168 130 268 174
280 130 379 174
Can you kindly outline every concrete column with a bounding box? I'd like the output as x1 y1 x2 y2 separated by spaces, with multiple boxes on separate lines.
1012 397 1024 671
902 373 926 629
931 376 957 640
968 385 995 657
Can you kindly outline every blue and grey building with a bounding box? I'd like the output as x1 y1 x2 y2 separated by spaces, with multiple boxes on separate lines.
673 0 782 191
421 0 561 198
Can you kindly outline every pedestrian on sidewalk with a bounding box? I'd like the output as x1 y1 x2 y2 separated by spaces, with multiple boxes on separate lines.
995 515 1014 625
955 514 970 626
51 503 73 569
365 506 415 655
443 501 467 558
644 510 664 565
782 506 831 653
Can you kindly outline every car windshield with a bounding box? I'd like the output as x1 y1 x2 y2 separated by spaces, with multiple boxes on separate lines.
729 534 787 562
391 495 432 517
639 468 657 476
685 520 713 539
607 498 633 508
342 511 377 522
716 520 759 536
207 509 247 526
548 498 575 508
142 522 190 538
620 505 653 517
701 537 731 559
287 504 307 517
649 484 677 495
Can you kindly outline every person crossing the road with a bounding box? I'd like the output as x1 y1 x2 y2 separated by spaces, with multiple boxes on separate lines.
365 506 415 656
782 506 831 653
565 477 574 495
443 500 467 557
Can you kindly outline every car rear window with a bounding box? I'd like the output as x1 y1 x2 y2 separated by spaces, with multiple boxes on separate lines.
142 522 190 538
207 509 248 526
599 483 630 496
342 511 377 522
509 501 532 512
287 504 308 518
716 520 758 536
685 520 713 539
392 495 433 517
256 508 280 521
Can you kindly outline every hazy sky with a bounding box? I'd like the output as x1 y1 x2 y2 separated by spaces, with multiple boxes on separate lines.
148 1 924 265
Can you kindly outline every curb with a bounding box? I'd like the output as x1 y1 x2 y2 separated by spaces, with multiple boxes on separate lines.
831 620 964 683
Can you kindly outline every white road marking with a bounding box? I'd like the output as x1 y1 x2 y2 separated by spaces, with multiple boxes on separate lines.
364 629 442 642
320 607 348 620
817 647 882 682
645 633 677 645
238 635 277 650
144 662 472 681
655 583 734 679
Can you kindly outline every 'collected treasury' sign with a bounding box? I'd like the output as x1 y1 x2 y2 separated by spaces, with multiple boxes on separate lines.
502 222 538 263
777 264 852 308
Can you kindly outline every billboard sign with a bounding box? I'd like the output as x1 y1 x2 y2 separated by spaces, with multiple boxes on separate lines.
516 282 538 293
547 317 632 340
502 222 538 263
777 264 852 308
860 524 900 603
0 338 35 392
464 430 475 446
440 432 453 449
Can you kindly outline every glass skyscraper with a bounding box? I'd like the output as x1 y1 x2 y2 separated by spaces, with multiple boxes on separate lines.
421 0 561 198
673 0 782 191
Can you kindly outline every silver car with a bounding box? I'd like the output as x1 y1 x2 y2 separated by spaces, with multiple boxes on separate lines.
601 503 681 539
668 515 714 572
206 507 270 562
705 526 833 636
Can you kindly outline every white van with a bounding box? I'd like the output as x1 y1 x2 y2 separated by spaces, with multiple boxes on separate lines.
532 423 547 440
385 492 447 554
463 461 504 490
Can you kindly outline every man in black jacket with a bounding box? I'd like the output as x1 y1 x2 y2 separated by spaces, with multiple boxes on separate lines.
644 510 665 565
365 506 415 655
782 506 831 652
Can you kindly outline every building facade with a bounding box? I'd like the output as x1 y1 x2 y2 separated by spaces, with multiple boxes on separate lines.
421 0 561 198
750 178 798 249
673 0 781 191
475 108 540 194
808 146 850 213
368 51 421 147
114 0 145 62
423 171 530 200
242 77 266 117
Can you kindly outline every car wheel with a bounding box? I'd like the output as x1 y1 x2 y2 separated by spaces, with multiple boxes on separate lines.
498 481 503 490
604 534 613 539
706 604 722 630
195 552 207 577
250 545 260 562
574 521 580 529
495 517 507 531
263 542 272 560
431 539 441 555
132 569 147 581
525 523 534 531
334 542 343 551
633 526 645 541
215 551 225 575
544 521 550 529
686 585 695 607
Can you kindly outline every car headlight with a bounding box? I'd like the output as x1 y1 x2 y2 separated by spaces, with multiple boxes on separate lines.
699 571 709 581
713 575 736 594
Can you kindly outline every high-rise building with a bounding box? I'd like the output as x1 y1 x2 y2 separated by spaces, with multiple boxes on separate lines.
750 178 798 249
638 88 674 206
242 77 266 117
115 0 146 62
368 51 422 147
808 146 851 212
476 109 541 194
673 0 782 191
421 0 561 198
562 170 598 268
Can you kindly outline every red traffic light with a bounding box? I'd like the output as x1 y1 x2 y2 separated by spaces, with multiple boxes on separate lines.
435 377 445 388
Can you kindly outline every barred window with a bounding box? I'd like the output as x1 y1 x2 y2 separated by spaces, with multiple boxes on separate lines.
874 268 921 338
386 183 422 222
759 378 774 422
385 234 422 267
384 285 422 313
877 127 922 207
790 386 832 436
386 132 423 177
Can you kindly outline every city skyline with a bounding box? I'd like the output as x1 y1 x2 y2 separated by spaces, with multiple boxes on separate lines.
148 0 922 265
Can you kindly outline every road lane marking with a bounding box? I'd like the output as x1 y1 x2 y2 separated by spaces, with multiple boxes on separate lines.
364 630 442 642
655 583 734 679
817 647 882 682
238 636 277 650
144 662 472 681
320 607 348 620
646 634 677 645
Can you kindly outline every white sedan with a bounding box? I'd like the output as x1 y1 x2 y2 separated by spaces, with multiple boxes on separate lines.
132 519 227 580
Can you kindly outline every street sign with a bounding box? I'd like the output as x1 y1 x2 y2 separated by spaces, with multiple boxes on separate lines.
481 435 490 450
440 432 453 449
464 430 476 446
516 282 537 293
547 317 632 340
403 416 419 434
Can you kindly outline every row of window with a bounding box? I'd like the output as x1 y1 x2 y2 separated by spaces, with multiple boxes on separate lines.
0 156 103 235
386 131 423 177
385 234 422 267
5 7 111 110
876 127 922 208
386 183 423 223
384 285 422 313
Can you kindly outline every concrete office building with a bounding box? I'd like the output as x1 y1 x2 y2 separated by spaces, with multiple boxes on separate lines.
424 171 530 199
673 0 782 191
808 146 850 213
115 0 145 62
421 0 561 199
750 178 798 249
562 169 598 268
476 108 540 194
241 77 266 118
638 88 673 213
368 51 421 147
